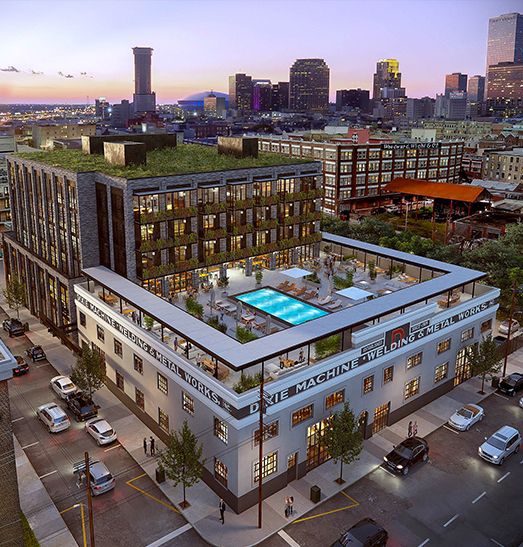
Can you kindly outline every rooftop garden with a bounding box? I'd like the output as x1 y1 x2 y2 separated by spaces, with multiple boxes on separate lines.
17 144 314 179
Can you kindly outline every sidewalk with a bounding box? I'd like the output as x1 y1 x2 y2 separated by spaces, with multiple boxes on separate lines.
9 294 523 547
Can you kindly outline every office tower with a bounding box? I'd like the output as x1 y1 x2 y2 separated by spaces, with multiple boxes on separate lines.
372 59 401 100
486 62 523 101
95 97 110 119
271 82 289 110
111 99 132 128
203 93 226 117
289 59 330 113
252 79 272 111
446 92 468 120
133 47 156 114
486 13 523 70
468 76 486 103
229 73 253 111
336 89 370 113
406 97 434 120
445 73 468 97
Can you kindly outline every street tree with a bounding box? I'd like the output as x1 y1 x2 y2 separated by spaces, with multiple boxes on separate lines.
70 346 106 400
467 333 503 394
157 420 206 508
2 275 27 320
320 400 363 484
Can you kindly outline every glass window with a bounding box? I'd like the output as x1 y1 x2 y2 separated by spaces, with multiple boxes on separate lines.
158 408 169 432
214 458 228 487
383 366 394 384
116 370 124 391
437 338 451 354
136 388 145 411
182 392 194 416
481 320 492 333
214 417 228 444
79 312 86 327
434 362 448 383
405 377 420 400
97 325 105 343
461 327 474 342
292 404 313 426
254 451 277 483
407 352 422 369
254 421 279 446
157 372 168 395
134 354 143 374
114 339 123 357
363 375 374 394
325 390 344 409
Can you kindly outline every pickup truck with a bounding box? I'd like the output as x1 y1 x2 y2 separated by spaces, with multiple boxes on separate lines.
66 392 99 422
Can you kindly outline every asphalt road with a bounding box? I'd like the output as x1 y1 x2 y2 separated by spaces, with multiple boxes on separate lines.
4 319 207 547
262 392 523 547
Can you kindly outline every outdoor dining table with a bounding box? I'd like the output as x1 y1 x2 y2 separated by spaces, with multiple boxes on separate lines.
202 358 230 380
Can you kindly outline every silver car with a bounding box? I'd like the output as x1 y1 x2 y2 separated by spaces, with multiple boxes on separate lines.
479 425 521 465
448 404 484 431
37 403 71 433
50 376 77 400
85 417 117 446
74 459 115 496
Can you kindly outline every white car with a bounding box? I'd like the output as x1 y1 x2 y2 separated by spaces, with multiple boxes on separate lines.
479 425 521 465
519 396 523 409
37 403 71 433
448 403 484 431
499 319 520 336
50 376 77 400
85 417 117 446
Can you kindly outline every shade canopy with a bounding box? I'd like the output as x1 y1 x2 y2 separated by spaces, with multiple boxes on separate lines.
282 267 312 279
337 286 373 300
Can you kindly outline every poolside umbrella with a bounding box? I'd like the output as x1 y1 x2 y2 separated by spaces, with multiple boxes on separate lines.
283 267 312 287
210 289 216 315
265 314 272 335
328 275 333 295
236 301 243 322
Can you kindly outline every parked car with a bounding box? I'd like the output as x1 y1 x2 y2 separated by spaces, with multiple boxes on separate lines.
50 376 77 399
85 417 117 446
448 404 484 431
37 403 71 433
383 437 429 475
478 425 521 465
499 319 520 336
2 318 25 337
67 392 98 422
498 373 523 397
371 207 388 216
494 335 507 347
385 205 401 214
26 345 46 362
74 458 115 496
12 355 29 376
519 396 523 409
330 518 388 547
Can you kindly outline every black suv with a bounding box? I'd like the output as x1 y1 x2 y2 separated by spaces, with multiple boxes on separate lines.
331 518 388 547
3 318 25 337
26 345 46 362
13 356 29 376
498 373 523 396
67 393 98 422
383 437 429 475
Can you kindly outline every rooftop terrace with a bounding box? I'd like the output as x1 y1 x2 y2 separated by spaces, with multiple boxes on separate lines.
16 144 313 178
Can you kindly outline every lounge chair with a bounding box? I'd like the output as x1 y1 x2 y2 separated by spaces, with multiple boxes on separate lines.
302 290 316 301
293 287 307 297
270 327 279 334
318 295 332 305
253 321 266 331
277 281 290 290
328 299 343 310
282 283 296 292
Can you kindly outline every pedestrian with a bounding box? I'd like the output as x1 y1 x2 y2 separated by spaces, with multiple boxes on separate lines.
174 337 178 352
314 288 319 299
150 436 155 456
185 342 191 358
220 310 224 322
196 353 202 368
284 497 290 518
408 421 413 438
288 496 294 517
279 355 284 369
298 348 304 362
413 421 418 437
219 498 226 525
143 437 148 456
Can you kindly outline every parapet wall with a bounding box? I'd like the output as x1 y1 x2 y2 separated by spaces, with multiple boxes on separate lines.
82 134 177 155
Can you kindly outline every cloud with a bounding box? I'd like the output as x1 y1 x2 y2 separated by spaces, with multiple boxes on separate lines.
1 66 21 72
28 69 43 75
58 71 74 78
80 72 94 79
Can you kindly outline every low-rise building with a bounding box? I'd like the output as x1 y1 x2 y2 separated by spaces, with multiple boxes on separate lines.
483 147 523 182
32 123 96 150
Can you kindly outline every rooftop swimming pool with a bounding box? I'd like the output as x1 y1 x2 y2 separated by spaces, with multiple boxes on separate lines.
236 288 328 325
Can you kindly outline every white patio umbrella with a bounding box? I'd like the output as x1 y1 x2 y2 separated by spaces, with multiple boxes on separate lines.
328 275 333 295
236 301 243 322
265 314 272 335
210 289 216 315
282 267 312 286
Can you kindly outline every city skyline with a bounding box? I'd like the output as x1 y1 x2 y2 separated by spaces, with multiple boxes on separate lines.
0 0 521 105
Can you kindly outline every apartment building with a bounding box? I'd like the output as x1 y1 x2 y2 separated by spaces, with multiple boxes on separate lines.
483 147 523 182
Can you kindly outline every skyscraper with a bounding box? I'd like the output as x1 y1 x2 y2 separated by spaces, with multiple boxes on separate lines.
271 82 290 111
372 59 401 100
289 59 330 113
468 75 486 103
133 47 156 114
229 73 253 111
336 89 370 113
445 73 468 97
252 79 272 111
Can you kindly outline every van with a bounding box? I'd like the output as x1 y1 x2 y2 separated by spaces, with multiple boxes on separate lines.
37 403 71 433
73 458 115 496
478 425 521 465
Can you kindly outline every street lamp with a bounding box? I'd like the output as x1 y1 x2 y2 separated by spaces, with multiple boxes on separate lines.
503 280 523 377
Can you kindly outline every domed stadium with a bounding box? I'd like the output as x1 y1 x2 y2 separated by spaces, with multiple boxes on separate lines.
178 91 229 111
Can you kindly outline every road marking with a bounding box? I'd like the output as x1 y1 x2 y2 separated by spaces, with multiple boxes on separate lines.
491 539 506 547
104 444 120 452
472 492 486 504
126 474 180 514
443 425 459 434
21 441 39 449
494 393 509 400
278 530 301 547
145 524 192 547
36 362 50 368
292 493 359 524
38 470 57 479
443 514 459 527
417 540 430 547
11 417 24 422
497 472 510 483
379 466 396 477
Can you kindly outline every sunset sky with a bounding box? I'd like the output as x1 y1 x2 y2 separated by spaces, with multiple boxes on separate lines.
1 0 520 104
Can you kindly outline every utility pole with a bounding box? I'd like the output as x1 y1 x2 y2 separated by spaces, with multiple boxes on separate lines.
503 279 517 378
85 452 95 547
258 365 265 529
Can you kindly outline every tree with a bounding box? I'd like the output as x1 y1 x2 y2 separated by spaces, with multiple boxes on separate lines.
157 420 206 508
320 400 363 484
70 346 106 400
2 275 27 320
467 333 503 394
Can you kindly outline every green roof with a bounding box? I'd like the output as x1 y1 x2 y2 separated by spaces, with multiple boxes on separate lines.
16 144 314 178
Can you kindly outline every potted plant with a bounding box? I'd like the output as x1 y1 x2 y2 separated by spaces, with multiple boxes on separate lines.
255 268 263 286
368 260 377 283
218 276 229 297
143 315 154 331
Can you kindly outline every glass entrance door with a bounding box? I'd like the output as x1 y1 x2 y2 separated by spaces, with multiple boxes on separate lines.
306 419 331 471
373 402 390 434
454 347 472 386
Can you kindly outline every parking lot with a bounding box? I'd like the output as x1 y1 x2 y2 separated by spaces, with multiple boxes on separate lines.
261 392 523 547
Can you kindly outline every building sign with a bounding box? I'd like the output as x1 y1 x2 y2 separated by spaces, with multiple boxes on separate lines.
381 142 441 151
